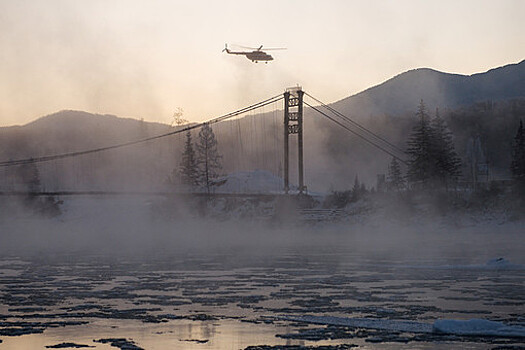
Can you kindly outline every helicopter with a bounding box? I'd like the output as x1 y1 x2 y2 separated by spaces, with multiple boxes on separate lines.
222 44 286 63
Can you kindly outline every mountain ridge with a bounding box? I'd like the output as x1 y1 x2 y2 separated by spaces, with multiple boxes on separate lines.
1 59 524 191
332 59 525 118
5 58 524 129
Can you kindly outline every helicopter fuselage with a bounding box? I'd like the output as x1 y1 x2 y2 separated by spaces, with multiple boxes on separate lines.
225 49 273 63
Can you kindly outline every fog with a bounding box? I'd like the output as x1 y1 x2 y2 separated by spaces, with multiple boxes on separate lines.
1 144 524 348
2 1 523 127
1 194 523 267
2 58 524 194
1 2 523 347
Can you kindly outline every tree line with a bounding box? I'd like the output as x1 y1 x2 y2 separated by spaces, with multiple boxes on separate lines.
171 124 223 194
511 119 525 192
385 100 525 193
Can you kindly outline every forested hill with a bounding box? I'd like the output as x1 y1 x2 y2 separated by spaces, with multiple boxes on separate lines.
331 59 525 119
1 60 524 191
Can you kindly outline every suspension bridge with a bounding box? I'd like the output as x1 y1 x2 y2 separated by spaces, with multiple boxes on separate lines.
0 87 407 197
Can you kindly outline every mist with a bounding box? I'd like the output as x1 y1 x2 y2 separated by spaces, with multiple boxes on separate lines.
1 1 524 343
1 193 523 264
2 108 525 348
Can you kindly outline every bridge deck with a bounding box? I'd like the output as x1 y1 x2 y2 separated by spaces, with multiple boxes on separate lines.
0 191 289 199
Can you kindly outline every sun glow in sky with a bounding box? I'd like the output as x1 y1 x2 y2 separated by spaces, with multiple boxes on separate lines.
0 0 524 126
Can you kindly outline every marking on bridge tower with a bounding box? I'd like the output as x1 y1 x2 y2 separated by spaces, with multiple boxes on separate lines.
284 87 305 194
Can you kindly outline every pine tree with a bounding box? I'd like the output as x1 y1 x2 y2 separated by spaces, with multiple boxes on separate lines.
359 183 367 196
16 161 41 193
387 157 405 191
178 131 199 188
406 100 434 187
510 120 525 186
352 175 360 194
196 124 222 193
406 102 461 189
351 175 366 201
28 162 41 193
430 108 461 186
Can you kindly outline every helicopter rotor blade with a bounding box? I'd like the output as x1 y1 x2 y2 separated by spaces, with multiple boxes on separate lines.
231 44 286 51
237 45 257 50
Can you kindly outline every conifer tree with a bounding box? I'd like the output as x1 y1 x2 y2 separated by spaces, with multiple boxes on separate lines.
351 175 366 201
352 175 360 195
196 124 222 193
430 108 461 186
178 131 199 187
387 157 405 191
28 162 41 193
17 161 41 193
406 100 434 187
406 101 461 189
359 183 367 196
511 120 525 186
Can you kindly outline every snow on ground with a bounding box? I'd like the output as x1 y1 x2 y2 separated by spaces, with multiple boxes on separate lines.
484 257 521 269
215 170 285 193
284 316 525 338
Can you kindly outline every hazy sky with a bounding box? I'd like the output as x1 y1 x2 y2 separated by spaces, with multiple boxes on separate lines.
1 0 523 126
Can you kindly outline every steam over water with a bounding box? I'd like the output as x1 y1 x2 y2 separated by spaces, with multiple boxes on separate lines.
0 196 524 349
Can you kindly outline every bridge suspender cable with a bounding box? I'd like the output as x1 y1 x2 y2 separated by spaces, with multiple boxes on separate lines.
305 93 405 155
0 94 283 168
303 100 408 165
1 91 407 167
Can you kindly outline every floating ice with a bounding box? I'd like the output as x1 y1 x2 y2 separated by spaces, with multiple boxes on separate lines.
485 257 514 268
284 316 525 338
433 319 525 337
282 315 433 333
397 257 524 271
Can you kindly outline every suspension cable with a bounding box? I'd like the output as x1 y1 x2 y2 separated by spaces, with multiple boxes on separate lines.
305 92 405 155
304 100 407 164
0 94 283 167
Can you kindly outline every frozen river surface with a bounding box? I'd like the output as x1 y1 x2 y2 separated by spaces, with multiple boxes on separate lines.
1 220 524 349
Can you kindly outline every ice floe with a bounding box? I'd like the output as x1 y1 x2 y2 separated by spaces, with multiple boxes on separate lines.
284 316 525 338
282 315 434 333
397 257 524 271
433 319 525 337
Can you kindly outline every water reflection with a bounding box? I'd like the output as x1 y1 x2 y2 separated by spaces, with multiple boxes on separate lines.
0 228 524 349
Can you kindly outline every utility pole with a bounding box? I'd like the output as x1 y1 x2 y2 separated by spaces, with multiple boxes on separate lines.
283 87 305 194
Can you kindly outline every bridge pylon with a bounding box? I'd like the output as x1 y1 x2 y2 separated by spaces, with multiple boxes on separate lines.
284 87 305 194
